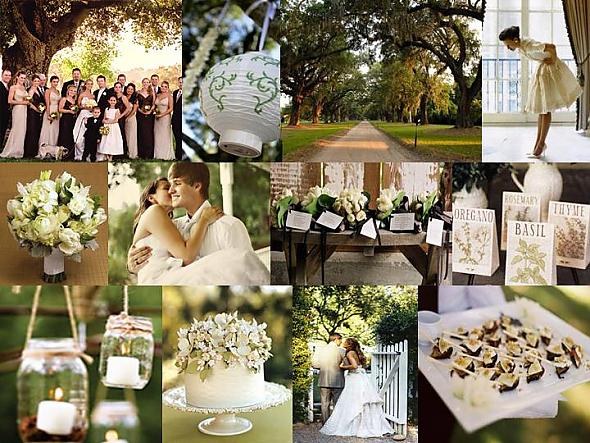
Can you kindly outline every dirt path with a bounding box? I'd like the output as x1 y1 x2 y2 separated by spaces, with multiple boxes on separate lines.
302 121 426 162
293 422 418 443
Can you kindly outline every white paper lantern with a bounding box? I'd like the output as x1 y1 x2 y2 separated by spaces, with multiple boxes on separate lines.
200 51 280 157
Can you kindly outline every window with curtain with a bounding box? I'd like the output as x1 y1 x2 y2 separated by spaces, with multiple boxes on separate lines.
483 0 577 120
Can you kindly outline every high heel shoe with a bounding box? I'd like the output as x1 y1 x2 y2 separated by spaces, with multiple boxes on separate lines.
526 143 547 159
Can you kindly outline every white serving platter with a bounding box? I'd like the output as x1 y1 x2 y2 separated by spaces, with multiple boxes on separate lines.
418 299 590 433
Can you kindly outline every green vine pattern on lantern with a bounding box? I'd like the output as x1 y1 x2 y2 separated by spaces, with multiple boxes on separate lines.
251 55 279 66
246 71 278 114
208 71 237 111
509 239 548 285
218 55 243 67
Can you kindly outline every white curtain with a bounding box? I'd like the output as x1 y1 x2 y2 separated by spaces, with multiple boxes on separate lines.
563 0 590 131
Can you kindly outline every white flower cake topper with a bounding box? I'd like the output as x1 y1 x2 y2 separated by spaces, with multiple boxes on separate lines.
6 170 106 259
176 311 273 382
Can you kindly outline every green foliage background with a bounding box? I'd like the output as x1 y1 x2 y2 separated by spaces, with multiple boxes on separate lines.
292 285 418 424
161 286 291 390
0 285 162 443
108 162 270 285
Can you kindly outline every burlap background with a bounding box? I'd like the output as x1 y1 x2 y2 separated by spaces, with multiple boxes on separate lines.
0 163 108 285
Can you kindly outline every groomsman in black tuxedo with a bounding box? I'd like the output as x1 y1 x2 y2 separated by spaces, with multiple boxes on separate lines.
37 73 47 106
94 75 109 112
61 67 83 97
172 77 183 159
151 74 161 95
107 73 127 97
0 69 12 147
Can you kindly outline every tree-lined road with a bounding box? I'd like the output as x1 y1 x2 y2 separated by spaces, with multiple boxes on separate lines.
302 121 427 162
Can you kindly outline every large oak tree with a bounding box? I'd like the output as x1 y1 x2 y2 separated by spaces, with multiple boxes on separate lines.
0 0 181 74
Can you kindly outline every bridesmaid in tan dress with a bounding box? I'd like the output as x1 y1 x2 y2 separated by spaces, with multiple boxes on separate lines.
153 80 174 159
125 83 139 159
0 71 28 158
38 75 61 150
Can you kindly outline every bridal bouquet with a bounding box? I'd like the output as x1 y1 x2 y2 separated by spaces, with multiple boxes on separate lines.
176 312 272 382
333 187 370 228
84 99 98 109
6 170 107 282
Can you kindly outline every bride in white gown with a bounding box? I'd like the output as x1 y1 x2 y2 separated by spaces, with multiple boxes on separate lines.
132 178 270 285
320 338 394 438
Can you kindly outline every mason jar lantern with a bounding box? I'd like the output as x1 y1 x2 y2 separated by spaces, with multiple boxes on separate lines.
99 314 154 390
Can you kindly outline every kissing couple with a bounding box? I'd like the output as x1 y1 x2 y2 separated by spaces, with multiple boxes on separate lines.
127 162 270 285
313 333 394 438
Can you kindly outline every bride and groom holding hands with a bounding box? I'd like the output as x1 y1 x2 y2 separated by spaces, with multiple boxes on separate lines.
313 333 394 438
126 162 269 285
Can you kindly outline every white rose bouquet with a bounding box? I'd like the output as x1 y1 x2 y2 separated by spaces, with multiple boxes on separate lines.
333 187 370 229
271 188 299 228
176 312 273 382
6 170 107 281
301 185 336 218
376 188 406 221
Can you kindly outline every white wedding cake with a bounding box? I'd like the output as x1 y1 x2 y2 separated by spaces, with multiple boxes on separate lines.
176 312 272 408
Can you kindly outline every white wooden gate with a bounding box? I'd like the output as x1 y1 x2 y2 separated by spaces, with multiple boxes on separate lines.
307 340 408 437
371 340 408 437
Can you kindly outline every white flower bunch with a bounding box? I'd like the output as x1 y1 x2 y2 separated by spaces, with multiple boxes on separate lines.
6 170 107 258
376 188 405 220
271 188 299 209
301 186 334 208
333 188 369 227
176 312 273 381
271 188 299 228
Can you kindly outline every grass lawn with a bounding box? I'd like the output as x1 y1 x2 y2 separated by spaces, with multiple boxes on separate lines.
280 121 358 157
372 121 482 160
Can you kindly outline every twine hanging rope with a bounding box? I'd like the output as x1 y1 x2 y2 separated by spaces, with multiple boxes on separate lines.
123 285 129 315
23 285 93 364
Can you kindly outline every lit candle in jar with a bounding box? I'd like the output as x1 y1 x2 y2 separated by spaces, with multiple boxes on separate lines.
103 429 129 443
36 387 76 435
105 356 140 386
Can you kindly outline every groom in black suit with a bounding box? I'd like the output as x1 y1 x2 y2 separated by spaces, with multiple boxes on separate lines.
61 67 83 97
94 75 110 112
172 77 183 159
0 69 12 147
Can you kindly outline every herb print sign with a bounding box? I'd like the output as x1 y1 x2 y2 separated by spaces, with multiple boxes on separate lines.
501 192 541 250
452 207 499 276
548 201 590 269
505 221 556 285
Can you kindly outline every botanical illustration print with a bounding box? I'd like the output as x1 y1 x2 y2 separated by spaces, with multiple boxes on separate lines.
455 222 491 267
555 218 586 260
509 239 548 285
502 205 532 246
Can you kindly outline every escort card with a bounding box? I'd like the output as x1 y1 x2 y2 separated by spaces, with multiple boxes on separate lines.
548 201 590 269
360 218 378 239
390 213 415 232
505 220 556 285
500 191 541 250
426 218 444 247
316 211 344 230
286 210 312 231
452 207 499 276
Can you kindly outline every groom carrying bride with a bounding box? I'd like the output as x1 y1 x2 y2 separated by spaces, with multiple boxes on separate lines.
126 162 270 285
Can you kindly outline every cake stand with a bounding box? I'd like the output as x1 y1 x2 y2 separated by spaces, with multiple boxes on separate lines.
162 382 291 436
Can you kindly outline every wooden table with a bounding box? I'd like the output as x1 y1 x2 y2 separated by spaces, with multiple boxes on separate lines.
271 228 439 285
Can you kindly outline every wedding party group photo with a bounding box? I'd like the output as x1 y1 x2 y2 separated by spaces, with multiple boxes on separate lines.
0 0 182 162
